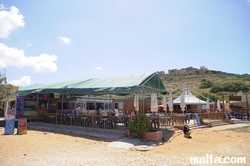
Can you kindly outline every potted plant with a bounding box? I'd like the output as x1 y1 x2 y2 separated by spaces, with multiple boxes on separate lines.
125 114 162 141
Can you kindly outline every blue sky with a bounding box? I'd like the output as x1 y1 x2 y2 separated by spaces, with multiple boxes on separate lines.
0 0 250 87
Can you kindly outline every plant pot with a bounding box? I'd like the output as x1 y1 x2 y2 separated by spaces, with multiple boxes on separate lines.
144 130 162 142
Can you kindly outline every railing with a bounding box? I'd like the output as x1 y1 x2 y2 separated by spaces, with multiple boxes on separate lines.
33 112 228 131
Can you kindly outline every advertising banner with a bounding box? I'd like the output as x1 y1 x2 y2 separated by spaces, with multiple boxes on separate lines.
16 96 24 118
24 93 50 100
17 118 27 135
4 118 15 135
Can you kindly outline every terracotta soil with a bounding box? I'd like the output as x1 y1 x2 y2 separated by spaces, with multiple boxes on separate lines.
0 124 250 166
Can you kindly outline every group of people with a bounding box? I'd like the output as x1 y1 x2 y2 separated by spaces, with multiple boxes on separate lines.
118 110 136 117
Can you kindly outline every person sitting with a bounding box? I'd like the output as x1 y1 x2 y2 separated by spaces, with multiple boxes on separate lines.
119 110 124 117
183 125 192 138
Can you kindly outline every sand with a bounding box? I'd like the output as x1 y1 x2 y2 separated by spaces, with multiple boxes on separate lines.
0 124 250 166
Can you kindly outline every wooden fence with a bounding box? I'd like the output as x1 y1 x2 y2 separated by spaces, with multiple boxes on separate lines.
28 112 226 130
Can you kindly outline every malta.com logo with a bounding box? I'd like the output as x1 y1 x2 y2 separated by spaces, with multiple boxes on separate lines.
190 154 246 164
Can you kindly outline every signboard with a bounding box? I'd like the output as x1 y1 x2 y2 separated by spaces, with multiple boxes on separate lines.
24 93 50 101
16 96 24 118
37 110 48 116
4 118 15 135
229 96 242 101
17 118 27 135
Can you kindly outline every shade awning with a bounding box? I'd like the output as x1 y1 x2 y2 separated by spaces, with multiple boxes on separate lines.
18 72 167 96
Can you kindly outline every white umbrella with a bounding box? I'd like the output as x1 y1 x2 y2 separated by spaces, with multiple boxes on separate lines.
151 93 158 113
151 93 154 112
155 93 158 113
162 95 167 111
217 100 221 111
180 93 186 112
206 99 210 112
168 92 173 112
134 93 139 114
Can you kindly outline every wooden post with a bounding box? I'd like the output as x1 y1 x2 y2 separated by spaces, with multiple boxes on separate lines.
222 94 225 112
92 114 95 128
246 93 249 119
222 94 225 120
36 92 38 122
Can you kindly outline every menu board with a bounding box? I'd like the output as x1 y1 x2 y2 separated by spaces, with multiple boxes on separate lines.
4 118 15 135
16 96 24 118
17 118 27 135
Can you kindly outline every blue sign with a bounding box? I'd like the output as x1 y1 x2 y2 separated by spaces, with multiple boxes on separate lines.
16 96 24 118
4 118 15 135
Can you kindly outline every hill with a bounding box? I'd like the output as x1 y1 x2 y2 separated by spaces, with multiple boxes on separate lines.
159 71 250 102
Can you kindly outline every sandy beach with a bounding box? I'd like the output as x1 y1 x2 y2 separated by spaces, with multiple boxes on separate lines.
0 123 250 166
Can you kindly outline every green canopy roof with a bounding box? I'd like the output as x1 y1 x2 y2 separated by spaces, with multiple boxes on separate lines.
18 72 167 96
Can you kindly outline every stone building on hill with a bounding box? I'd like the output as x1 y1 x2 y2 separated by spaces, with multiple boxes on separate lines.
168 66 206 76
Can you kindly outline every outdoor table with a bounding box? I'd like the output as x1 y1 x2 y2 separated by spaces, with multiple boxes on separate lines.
68 116 75 125
81 116 90 127
100 118 113 129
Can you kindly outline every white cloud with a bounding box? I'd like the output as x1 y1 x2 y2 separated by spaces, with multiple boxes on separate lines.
27 43 32 47
57 36 71 44
0 43 58 73
95 67 103 70
9 76 32 86
0 6 25 38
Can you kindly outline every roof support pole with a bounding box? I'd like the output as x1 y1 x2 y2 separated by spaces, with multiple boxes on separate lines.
246 93 249 119
61 93 63 124
222 94 225 112
36 92 38 122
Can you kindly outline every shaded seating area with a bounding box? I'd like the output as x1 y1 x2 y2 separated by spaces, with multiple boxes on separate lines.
16 72 168 131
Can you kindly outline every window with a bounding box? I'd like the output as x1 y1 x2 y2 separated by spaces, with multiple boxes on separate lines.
118 102 124 109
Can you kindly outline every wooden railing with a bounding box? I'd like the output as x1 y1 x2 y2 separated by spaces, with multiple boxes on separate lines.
34 112 228 130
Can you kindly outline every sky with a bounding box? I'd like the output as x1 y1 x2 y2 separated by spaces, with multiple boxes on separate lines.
0 0 250 87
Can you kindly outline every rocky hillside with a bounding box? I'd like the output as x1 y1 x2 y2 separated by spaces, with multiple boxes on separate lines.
159 72 250 101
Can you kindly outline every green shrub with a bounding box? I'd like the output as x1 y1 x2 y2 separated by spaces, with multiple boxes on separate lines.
222 82 249 92
127 114 153 139
210 85 223 93
199 80 214 89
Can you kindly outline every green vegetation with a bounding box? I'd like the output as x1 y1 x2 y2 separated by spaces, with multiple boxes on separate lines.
160 73 250 101
210 85 224 93
0 79 17 109
223 82 249 92
126 114 154 139
199 80 214 89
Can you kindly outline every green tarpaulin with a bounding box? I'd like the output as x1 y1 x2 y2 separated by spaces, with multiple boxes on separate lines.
18 72 167 96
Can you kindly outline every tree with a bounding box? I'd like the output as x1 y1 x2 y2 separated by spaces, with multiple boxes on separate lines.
210 85 223 93
199 80 214 89
222 82 249 92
